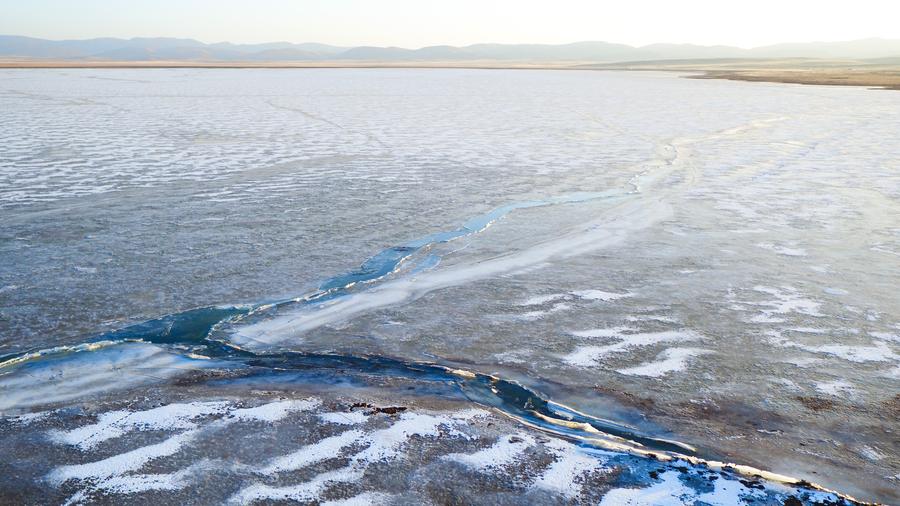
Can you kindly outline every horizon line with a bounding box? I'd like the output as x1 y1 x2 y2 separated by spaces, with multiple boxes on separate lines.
3 33 898 51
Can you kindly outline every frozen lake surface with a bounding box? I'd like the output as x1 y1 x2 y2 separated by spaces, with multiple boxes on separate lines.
1 69 898 504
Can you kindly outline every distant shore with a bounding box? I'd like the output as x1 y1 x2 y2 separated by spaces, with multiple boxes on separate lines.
687 69 900 90
586 59 900 90
2 58 899 90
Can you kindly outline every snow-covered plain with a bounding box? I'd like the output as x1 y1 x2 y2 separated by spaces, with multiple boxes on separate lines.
1 69 898 503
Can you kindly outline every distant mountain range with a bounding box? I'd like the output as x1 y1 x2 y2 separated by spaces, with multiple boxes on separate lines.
2 35 899 62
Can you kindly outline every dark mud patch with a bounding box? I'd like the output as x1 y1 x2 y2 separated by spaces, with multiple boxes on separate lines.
880 394 900 418
593 385 657 411
669 397 791 432
350 402 408 415
796 396 837 412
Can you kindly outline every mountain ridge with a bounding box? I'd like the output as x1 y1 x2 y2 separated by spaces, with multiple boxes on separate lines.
1 35 899 62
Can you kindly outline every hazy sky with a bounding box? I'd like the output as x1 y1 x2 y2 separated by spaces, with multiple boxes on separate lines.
2 0 899 48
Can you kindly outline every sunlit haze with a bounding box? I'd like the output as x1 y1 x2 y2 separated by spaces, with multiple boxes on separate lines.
2 0 899 47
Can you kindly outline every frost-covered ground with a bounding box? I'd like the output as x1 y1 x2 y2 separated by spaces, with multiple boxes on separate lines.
1 69 898 503
0 381 855 505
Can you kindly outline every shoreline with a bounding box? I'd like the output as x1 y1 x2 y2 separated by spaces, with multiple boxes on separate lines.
2 59 899 90
685 69 900 90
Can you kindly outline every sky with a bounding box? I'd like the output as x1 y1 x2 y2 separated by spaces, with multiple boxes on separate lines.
2 0 899 48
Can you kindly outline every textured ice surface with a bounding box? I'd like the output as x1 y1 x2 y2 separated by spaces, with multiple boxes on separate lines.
0 392 854 505
1 69 899 503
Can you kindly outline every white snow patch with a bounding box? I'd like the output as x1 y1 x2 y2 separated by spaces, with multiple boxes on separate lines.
756 242 807 257
508 289 631 309
234 409 483 504
264 429 365 474
617 348 712 377
5 411 52 425
789 341 898 363
572 290 633 302
49 399 318 451
49 401 231 450
90 460 217 496
751 286 825 318
627 315 680 324
696 474 768 505
599 470 765 506
520 302 572 320
318 411 371 426
746 314 786 324
228 398 320 422
229 467 363 504
563 330 703 367
870 331 900 343
321 492 394 506
858 445 886 462
48 430 199 485
94 472 186 494
351 412 469 464
47 398 322 499
787 327 829 334
570 326 635 339
533 438 609 498
781 357 824 368
445 434 534 470
519 293 568 306
599 470 695 505
815 380 855 396
450 408 491 420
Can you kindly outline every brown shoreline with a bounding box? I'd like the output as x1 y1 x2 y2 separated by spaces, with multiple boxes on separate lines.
687 69 900 90
2 58 900 90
